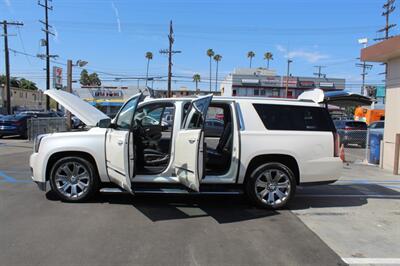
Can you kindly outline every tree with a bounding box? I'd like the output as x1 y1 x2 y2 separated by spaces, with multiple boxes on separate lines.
247 51 255 68
88 72 101 86
263 52 273 69
80 69 90 86
80 70 101 86
206 49 215 92
0 75 22 88
19 78 38 90
193 74 201 92
213 54 222 92
145 51 153 87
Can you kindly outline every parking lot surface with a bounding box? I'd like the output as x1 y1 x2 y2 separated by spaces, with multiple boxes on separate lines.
1 138 399 266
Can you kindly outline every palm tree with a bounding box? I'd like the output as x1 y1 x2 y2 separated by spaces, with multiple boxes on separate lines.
206 49 215 92
264 52 273 69
213 54 222 92
145 51 153 87
193 74 201 93
247 51 255 68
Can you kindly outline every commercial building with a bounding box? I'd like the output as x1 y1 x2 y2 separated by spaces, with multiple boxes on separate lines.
361 36 400 173
154 87 221 98
0 85 45 114
220 68 345 98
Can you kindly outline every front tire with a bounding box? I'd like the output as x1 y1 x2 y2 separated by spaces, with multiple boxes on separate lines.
245 162 296 209
49 157 99 202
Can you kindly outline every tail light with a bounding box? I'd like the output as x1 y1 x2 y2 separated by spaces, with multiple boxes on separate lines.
13 120 23 126
333 132 340 157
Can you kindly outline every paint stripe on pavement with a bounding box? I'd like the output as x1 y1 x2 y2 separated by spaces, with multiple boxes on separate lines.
342 257 400 264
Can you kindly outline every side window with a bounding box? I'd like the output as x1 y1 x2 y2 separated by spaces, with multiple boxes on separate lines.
205 106 225 137
253 104 335 131
115 96 140 129
135 103 175 130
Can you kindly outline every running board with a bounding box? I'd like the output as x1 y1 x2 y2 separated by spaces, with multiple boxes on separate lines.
100 187 243 195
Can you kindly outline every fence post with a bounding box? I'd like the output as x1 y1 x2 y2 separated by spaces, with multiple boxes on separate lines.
393 133 400 175
364 128 370 163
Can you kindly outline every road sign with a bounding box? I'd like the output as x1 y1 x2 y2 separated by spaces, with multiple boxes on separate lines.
53 66 63 89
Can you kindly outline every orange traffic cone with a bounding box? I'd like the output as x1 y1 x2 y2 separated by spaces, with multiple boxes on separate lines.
339 144 345 162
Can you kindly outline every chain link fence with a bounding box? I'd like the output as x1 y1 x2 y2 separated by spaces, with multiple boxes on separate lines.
27 117 67 141
337 129 383 165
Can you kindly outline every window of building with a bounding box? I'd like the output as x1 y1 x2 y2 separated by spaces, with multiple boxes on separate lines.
232 89 237 96
254 89 259 96
272 89 280 97
238 88 247 96
253 104 335 131
20 92 23 98
260 89 266 96
33 94 36 101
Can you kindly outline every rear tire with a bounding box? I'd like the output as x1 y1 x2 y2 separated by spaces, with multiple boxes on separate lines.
49 156 99 202
245 162 296 209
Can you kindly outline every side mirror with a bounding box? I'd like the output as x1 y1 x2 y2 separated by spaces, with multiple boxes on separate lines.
98 118 111 128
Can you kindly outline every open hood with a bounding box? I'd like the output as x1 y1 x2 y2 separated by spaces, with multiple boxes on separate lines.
44 90 110 127
298 89 374 107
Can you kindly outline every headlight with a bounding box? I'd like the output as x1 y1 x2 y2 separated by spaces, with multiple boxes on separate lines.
34 134 47 153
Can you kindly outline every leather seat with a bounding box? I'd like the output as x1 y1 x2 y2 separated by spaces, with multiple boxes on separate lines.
206 122 232 171
143 148 170 166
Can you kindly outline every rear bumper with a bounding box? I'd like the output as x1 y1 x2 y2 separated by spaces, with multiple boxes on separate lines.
300 157 342 184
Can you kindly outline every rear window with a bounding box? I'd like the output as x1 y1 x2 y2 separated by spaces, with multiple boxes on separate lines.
253 104 335 131
345 121 367 129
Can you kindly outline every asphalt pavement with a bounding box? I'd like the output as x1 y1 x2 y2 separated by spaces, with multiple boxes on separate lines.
1 138 399 266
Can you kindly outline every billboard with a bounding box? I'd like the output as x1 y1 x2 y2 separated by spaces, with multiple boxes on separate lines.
53 66 63 89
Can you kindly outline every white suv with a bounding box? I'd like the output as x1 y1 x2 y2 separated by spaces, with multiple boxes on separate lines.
30 90 342 209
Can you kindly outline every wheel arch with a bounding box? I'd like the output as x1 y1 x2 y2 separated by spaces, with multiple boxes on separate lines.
244 154 300 185
45 151 100 182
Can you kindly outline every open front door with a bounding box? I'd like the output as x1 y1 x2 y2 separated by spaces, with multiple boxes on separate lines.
105 93 143 193
175 95 213 192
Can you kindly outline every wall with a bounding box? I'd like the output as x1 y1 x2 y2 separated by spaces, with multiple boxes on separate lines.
382 57 400 170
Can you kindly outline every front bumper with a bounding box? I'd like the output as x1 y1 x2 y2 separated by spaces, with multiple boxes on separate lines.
30 152 46 184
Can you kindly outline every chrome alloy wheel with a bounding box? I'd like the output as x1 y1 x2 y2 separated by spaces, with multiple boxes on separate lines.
54 161 90 199
254 168 291 207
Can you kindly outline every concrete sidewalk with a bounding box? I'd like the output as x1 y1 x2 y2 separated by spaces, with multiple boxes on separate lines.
292 164 400 265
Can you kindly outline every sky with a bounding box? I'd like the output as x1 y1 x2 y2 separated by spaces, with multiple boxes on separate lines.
0 0 396 92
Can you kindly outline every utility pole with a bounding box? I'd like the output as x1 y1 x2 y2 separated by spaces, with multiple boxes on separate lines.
38 0 57 110
285 59 293 98
1 20 23 115
356 61 373 96
313 65 326 78
160 21 181 98
375 0 396 41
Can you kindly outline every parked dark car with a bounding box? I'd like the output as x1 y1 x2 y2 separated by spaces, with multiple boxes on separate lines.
334 120 368 148
205 118 224 137
0 112 58 139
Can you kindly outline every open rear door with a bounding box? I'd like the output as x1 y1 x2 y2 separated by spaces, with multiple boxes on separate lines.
175 95 213 192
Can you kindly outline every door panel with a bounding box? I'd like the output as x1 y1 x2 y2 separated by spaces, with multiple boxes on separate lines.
106 129 131 191
175 129 202 191
105 93 142 192
175 95 213 191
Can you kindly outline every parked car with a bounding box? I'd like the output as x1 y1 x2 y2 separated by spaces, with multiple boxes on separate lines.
30 90 342 209
369 121 384 134
334 120 368 148
0 111 58 139
204 118 224 137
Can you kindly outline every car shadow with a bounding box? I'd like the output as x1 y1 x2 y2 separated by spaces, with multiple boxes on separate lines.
45 183 400 223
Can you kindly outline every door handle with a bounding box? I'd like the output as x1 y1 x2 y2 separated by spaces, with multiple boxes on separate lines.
188 139 196 144
117 140 124 145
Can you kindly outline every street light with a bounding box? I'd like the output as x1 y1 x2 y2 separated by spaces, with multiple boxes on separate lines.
66 59 88 129
285 59 293 98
